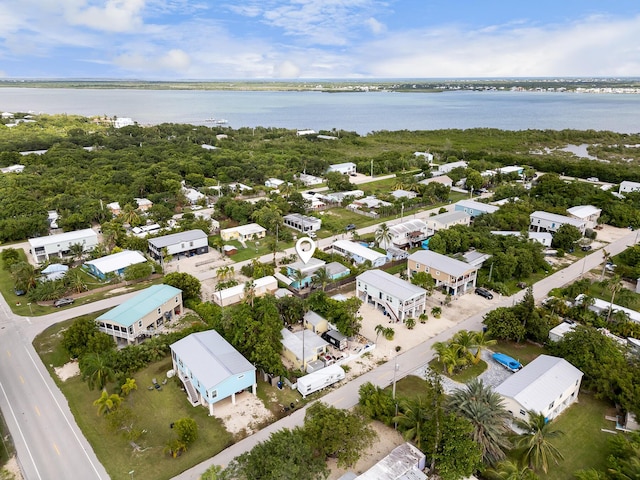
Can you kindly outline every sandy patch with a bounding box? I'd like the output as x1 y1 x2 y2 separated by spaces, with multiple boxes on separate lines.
212 391 274 437
3 456 23 480
327 420 405 479
54 361 80 381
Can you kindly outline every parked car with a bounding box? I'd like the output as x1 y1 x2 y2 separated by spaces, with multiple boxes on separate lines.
345 224 356 231
54 298 75 307
475 287 494 300
581 245 592 251
307 231 317 238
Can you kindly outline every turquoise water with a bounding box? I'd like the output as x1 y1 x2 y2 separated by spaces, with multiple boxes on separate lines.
1 88 639 134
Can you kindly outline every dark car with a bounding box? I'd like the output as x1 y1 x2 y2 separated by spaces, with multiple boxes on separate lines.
581 245 592 251
475 287 494 300
345 224 356 231
54 298 75 307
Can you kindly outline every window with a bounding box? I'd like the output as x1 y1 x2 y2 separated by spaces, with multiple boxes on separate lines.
158 308 161 314
416 263 421 269
238 374 244 379
138 320 142 328
519 409 526 416
548 401 555 409
211 390 217 399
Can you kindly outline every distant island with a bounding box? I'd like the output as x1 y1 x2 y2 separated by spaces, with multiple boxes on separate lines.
2 78 640 94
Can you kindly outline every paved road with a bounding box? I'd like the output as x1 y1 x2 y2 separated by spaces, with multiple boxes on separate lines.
173 229 639 479
1 229 635 480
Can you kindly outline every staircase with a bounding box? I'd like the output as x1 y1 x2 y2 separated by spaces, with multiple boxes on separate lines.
181 377 200 406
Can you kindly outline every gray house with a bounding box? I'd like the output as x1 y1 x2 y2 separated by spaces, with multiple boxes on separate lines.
148 229 209 260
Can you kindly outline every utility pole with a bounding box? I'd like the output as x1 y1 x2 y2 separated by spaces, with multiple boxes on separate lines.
370 159 374 178
393 362 399 430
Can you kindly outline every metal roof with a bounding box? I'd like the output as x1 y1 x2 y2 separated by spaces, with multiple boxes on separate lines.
332 240 387 262
357 270 425 301
97 284 181 327
566 205 601 219
280 328 329 362
85 250 147 274
428 210 470 225
409 250 477 277
148 229 208 248
530 211 585 228
455 199 499 213
389 219 428 236
304 311 327 327
170 330 255 391
356 442 426 480
495 355 583 413
28 228 97 248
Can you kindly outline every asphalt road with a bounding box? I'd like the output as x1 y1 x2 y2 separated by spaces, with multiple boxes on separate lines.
0 229 636 480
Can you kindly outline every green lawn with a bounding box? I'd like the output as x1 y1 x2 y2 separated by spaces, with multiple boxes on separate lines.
539 394 614 480
428 359 488 384
393 374 431 399
493 340 547 367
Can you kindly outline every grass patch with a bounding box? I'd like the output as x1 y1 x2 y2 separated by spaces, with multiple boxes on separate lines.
393 374 431 399
428 359 488 384
539 394 614 480
493 340 547 367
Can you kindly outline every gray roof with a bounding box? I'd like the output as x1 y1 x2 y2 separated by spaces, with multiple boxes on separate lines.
495 355 583 413
304 311 327 327
148 229 207 248
530 211 585 228
408 250 477 277
357 270 425 301
456 199 499 213
429 210 470 224
281 329 329 362
170 330 255 391
325 261 350 277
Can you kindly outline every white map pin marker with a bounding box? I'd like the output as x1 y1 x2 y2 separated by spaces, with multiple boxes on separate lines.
295 237 317 264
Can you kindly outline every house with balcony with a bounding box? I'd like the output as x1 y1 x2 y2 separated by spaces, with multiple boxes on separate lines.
356 269 426 322
281 259 350 290
530 211 587 235
495 355 583 424
566 205 602 230
170 330 257 416
331 240 387 267
407 250 478 296
147 229 209 260
96 284 183 345
425 211 471 232
387 219 433 249
29 228 99 263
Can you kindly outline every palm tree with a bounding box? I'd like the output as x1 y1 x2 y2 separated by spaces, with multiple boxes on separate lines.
244 280 256 307
404 317 416 329
290 268 308 290
11 261 37 293
80 352 116 390
393 397 430 450
431 306 442 318
382 327 395 341
120 378 137 396
432 341 459 374
471 330 497 364
447 378 512 465
451 330 475 365
374 324 385 342
600 249 611 281
93 390 122 416
64 268 87 294
375 223 393 249
68 242 85 263
513 411 565 474
604 275 624 322
485 460 539 480
312 267 332 292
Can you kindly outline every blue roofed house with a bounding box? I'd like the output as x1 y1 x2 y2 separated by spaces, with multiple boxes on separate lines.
454 199 499 218
96 285 183 346
84 250 147 279
170 330 257 416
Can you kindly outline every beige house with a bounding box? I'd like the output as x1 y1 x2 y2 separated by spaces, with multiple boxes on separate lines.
418 174 453 188
280 328 329 370
407 250 478 296
304 311 329 334
425 211 471 232
220 223 266 242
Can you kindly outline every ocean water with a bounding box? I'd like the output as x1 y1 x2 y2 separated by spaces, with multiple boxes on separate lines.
1 87 640 134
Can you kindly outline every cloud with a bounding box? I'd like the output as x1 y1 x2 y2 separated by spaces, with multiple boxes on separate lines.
67 0 146 33
365 17 385 35
114 48 191 72
272 60 301 78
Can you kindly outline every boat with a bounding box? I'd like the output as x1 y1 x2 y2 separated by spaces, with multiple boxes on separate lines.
492 352 522 372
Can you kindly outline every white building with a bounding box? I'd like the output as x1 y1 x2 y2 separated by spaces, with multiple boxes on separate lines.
220 223 267 242
390 189 417 200
530 211 587 235
331 240 387 267
566 205 602 230
355 442 426 480
0 164 25 174
418 175 453 188
113 117 134 128
349 196 392 210
495 355 583 422
327 162 357 175
283 213 322 233
212 275 278 306
84 250 147 279
387 219 433 249
431 160 467 177
495 165 524 176
297 173 324 186
528 232 553 247
426 211 471 232
317 190 364 203
548 322 577 343
135 198 153 211
619 180 640 195
265 178 286 188
574 294 640 324
455 199 499 217
29 228 99 263
183 187 206 204
356 269 426 322
147 229 209 260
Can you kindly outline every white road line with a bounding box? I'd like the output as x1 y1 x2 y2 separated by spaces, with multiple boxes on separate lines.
0 381 42 480
23 345 106 479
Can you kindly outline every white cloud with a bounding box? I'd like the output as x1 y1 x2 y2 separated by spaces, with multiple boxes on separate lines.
272 60 301 78
365 17 385 35
114 48 190 72
67 0 146 33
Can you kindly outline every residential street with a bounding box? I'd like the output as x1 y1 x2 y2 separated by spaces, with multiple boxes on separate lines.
0 228 635 480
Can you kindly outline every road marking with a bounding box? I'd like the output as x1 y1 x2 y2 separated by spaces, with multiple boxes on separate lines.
0 381 43 480
24 345 106 479
53 443 60 456
6 350 11 358
35 406 40 416
19 375 24 384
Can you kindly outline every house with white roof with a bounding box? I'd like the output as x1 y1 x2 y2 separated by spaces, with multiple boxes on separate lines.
296 173 324 186
390 189 417 200
331 240 387 267
528 232 553 247
113 117 134 128
135 198 153 211
211 275 278 306
131 223 162 238
283 213 322 233
265 178 286 188
228 182 253 193
387 219 433 249
327 162 356 175
84 250 147 279
356 269 426 322
0 164 25 174
431 160 467 177
280 328 330 370
425 211 471 232
106 201 121 216
183 187 206 204
455 199 499 217
29 228 99 263
530 211 587 235
414 151 434 162
619 180 640 195
304 311 329 334
220 223 266 242
170 330 257 415
96 284 183 345
495 354 583 423
408 250 478 296
574 294 640 324
548 322 577 342
418 175 453 188
348 196 392 210
495 165 524 176
354 442 426 480
301 192 326 210
147 229 209 260
317 190 364 204
567 205 602 230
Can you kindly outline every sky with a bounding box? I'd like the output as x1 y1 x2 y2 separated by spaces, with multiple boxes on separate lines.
1 0 640 80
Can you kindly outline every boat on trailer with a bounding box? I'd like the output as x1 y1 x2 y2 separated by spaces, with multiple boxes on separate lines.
492 352 523 372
